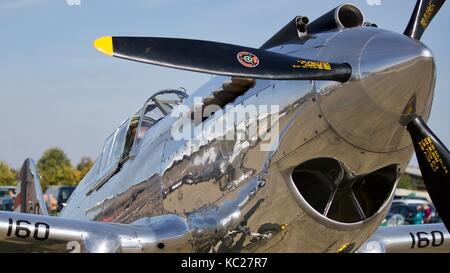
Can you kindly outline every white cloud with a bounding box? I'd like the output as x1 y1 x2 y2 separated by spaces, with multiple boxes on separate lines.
367 0 382 6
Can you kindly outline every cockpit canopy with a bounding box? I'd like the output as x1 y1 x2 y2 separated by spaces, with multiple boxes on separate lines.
133 89 188 147
88 89 188 192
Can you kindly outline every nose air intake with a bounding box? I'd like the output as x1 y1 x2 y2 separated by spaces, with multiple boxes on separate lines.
291 158 398 224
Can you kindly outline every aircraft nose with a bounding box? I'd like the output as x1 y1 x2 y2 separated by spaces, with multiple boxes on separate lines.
360 32 435 119
316 30 436 153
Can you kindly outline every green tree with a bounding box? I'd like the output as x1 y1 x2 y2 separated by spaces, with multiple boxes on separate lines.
75 157 93 182
37 148 77 189
0 161 17 186
398 174 415 190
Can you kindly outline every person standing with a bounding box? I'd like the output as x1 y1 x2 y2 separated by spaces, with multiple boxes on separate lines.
411 205 425 225
423 203 433 224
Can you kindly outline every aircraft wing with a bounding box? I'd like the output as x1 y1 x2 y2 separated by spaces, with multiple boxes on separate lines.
0 210 192 253
0 158 191 253
357 223 450 253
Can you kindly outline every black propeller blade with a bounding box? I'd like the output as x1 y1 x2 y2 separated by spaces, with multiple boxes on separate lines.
94 36 352 83
404 0 446 40
407 116 450 231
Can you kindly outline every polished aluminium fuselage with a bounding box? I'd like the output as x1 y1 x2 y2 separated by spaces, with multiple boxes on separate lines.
60 26 435 252
358 223 450 253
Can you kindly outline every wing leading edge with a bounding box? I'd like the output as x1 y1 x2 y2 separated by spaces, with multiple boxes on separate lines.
0 211 191 253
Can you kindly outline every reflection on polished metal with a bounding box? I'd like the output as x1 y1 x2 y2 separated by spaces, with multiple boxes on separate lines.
0 2 443 252
0 211 192 253
57 26 434 252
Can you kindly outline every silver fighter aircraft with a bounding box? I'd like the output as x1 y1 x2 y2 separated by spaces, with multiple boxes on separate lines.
1 1 449 253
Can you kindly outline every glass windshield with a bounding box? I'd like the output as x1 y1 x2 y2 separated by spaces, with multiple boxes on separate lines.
134 89 188 146
123 109 142 160
111 120 129 163
98 119 130 179
99 132 115 175
91 89 188 188
45 187 59 200
60 187 75 202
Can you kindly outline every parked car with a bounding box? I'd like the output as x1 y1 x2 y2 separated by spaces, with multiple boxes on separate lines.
44 186 75 214
0 186 16 198
0 186 16 211
0 197 14 211
393 195 428 202
382 199 441 226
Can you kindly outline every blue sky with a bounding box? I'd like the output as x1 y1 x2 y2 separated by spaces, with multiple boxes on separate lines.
0 0 449 168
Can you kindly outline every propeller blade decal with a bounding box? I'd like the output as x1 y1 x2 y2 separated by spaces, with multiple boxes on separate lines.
404 0 446 40
94 36 352 83
407 116 450 231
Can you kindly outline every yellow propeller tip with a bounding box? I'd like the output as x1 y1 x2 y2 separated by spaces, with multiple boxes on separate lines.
94 36 113 56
